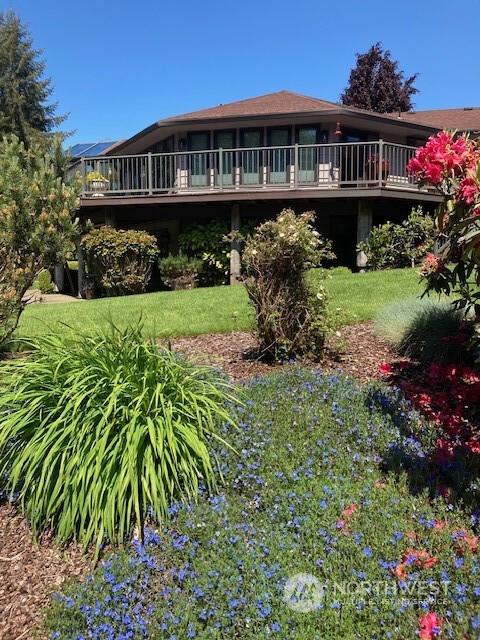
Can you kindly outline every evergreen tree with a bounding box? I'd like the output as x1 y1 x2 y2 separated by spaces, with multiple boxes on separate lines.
0 11 64 144
341 42 418 113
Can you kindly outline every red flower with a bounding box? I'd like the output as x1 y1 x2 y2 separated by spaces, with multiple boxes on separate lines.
419 253 443 277
341 503 358 519
407 130 474 187
378 362 393 376
458 175 480 205
433 520 447 532
419 612 442 639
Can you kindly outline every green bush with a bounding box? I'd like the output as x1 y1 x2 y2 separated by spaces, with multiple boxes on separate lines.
243 209 335 360
81 226 159 297
375 296 473 364
32 269 54 294
0 136 78 346
178 218 257 286
158 254 203 290
358 207 436 270
0 324 235 552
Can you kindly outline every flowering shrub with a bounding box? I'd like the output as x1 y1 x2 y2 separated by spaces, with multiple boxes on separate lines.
47 369 480 639
81 226 159 297
407 131 480 317
243 209 335 360
358 206 436 270
380 360 480 508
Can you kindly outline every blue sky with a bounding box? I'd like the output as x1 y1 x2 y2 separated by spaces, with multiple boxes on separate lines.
6 0 480 144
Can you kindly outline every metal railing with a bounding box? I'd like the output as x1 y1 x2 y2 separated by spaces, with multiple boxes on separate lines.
79 140 419 197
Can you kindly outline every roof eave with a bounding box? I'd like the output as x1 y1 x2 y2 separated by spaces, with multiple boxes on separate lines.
111 107 440 154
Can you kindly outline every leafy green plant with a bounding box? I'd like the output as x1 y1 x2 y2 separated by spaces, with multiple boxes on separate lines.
0 324 236 552
81 226 159 296
178 219 257 285
0 135 79 346
358 207 436 270
32 269 54 294
243 209 335 360
158 254 203 290
375 296 473 364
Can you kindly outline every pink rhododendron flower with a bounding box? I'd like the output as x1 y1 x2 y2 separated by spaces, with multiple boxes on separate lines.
407 131 473 186
419 612 442 639
458 175 480 205
419 252 443 277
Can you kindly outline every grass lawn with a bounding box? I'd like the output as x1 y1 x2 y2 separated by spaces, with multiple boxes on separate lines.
17 267 422 341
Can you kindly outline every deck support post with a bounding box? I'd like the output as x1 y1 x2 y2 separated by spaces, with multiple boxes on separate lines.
105 207 117 228
230 203 241 285
356 200 373 270
76 237 85 298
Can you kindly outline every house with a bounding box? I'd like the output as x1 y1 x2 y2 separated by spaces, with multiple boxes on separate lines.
74 90 468 292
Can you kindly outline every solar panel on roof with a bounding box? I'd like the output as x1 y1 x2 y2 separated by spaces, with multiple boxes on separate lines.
83 141 116 157
67 141 119 158
68 143 96 157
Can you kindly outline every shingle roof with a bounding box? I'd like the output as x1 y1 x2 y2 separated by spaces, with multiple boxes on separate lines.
396 108 480 132
163 90 340 121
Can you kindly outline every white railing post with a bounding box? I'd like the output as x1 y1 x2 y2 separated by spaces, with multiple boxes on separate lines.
378 140 383 187
147 152 153 195
81 158 86 195
218 148 223 191
294 144 299 188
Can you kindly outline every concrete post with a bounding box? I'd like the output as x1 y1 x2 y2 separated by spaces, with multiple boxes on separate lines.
230 203 241 285
356 200 373 270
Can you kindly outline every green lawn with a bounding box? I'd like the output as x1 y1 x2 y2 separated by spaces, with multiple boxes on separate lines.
17 267 421 341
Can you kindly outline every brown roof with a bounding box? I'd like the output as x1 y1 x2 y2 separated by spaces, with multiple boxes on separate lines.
163 90 340 121
397 107 480 132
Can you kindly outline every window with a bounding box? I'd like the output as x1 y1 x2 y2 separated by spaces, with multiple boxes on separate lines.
268 128 290 147
241 129 263 148
214 130 235 149
188 132 210 151
297 126 318 145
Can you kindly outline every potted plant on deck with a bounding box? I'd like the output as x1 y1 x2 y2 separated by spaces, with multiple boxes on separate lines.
365 154 390 185
85 171 110 196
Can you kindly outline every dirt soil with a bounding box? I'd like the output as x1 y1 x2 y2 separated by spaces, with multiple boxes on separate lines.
171 322 398 384
0 503 90 640
0 321 396 639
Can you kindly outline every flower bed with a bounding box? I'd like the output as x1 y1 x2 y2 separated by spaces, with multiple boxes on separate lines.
380 360 480 511
45 368 479 639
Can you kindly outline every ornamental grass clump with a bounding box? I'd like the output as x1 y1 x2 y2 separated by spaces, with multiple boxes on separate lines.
0 324 235 552
243 209 335 361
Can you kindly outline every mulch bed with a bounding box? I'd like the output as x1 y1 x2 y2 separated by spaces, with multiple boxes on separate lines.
171 321 398 384
0 503 90 640
0 321 396 639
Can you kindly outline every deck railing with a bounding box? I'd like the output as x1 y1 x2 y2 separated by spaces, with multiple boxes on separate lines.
79 140 419 197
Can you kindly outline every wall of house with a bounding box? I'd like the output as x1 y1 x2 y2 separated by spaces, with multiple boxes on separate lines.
80 195 423 274
136 116 423 156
